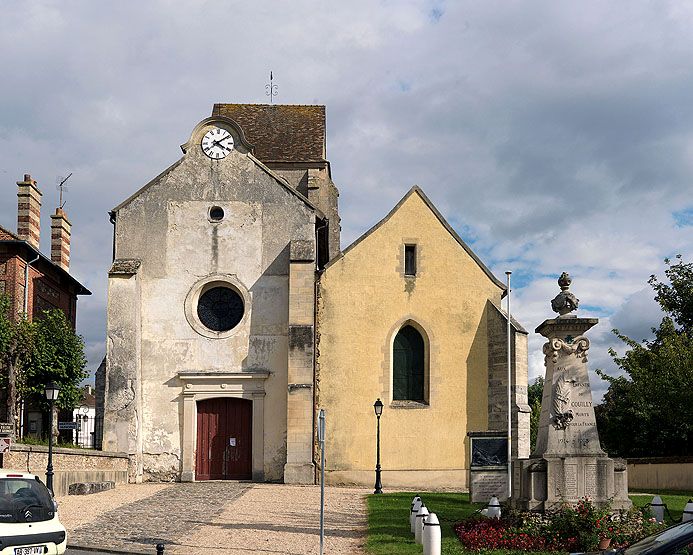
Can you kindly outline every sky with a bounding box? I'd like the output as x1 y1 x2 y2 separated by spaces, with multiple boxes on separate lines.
1 1 692 401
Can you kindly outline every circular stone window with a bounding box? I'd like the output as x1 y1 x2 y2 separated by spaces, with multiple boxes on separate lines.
197 286 244 332
209 206 224 222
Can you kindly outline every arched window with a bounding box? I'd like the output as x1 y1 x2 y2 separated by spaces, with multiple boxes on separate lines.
393 325 425 401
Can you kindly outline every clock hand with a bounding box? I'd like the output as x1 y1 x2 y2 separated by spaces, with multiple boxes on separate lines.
212 137 233 149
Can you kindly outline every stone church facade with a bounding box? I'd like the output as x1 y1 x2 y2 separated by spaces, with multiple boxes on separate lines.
101 104 529 487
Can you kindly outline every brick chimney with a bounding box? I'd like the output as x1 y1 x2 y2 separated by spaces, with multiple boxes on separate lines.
50 207 71 271
16 174 42 249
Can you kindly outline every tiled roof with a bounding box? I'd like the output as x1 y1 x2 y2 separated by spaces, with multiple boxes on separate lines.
0 224 20 241
212 104 326 163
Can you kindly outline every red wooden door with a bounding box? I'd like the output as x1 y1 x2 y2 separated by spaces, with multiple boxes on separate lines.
196 398 252 480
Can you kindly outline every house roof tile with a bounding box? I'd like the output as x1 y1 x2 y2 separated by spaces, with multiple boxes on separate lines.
0 225 20 241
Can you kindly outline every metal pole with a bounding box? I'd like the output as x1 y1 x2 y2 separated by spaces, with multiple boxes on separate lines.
505 271 512 499
46 400 55 494
374 413 383 494
319 409 325 555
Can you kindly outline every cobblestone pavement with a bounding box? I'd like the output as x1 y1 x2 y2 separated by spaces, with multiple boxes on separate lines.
63 482 249 553
58 482 368 554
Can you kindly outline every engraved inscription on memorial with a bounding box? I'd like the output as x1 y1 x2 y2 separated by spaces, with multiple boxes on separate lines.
584 464 597 498
471 472 507 500
564 464 578 498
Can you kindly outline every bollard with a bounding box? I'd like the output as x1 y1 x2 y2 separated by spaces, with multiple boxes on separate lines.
487 496 501 519
415 505 429 545
683 499 693 523
156 544 165 555
410 496 423 533
423 512 441 555
650 495 665 523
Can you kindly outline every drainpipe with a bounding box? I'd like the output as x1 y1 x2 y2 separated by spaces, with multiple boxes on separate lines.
20 251 40 439
312 219 328 483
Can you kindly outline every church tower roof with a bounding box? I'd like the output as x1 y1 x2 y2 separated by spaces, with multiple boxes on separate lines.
212 104 326 164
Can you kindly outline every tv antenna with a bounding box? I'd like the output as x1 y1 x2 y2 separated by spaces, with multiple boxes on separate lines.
56 173 72 209
265 71 278 103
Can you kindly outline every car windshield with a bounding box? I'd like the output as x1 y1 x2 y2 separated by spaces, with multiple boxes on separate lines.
0 477 55 523
624 521 693 555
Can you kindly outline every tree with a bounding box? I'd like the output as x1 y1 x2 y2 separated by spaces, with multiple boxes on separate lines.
527 376 544 452
24 309 88 415
596 256 693 457
648 255 693 334
0 294 34 436
0 295 87 439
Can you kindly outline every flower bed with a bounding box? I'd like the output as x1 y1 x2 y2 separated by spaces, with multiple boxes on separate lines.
454 498 667 552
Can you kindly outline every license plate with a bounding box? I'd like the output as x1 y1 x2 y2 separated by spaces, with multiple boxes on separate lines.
14 546 45 555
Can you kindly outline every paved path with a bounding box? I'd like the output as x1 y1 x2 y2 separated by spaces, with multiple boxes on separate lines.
58 483 368 554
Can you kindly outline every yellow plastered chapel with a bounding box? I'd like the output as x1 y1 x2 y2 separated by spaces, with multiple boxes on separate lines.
316 187 528 489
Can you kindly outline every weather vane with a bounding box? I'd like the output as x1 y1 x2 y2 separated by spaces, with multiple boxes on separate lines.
265 71 278 103
56 173 72 209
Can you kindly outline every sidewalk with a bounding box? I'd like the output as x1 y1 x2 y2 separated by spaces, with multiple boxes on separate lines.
57 482 368 554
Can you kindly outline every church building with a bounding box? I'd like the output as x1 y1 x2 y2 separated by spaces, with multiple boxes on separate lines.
101 104 529 487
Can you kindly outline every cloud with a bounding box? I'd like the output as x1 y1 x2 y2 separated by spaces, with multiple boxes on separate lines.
1 1 691 404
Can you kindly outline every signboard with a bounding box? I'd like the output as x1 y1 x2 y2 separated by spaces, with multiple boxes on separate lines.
0 422 13 435
58 421 80 431
0 437 10 454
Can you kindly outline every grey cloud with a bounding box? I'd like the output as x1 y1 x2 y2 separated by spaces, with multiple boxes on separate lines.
1 0 692 386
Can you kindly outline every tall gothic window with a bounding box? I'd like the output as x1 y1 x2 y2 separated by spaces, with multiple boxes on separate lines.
393 325 425 401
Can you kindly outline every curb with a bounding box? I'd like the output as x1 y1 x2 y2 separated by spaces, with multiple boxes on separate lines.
68 544 155 554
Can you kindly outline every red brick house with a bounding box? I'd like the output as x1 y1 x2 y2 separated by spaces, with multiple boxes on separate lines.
0 174 91 428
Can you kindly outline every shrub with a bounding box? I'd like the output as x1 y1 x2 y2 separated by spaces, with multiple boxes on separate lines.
454 498 667 552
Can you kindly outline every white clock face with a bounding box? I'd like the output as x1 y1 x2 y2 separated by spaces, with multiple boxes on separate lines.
201 127 234 159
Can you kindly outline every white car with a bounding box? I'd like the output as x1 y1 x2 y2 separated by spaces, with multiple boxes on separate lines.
0 470 67 555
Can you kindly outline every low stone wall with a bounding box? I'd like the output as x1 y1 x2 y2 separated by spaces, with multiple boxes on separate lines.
0 444 129 496
627 457 693 492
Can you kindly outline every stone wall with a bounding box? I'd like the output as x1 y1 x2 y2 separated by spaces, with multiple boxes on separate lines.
104 117 317 483
486 302 531 459
0 444 129 497
627 457 693 491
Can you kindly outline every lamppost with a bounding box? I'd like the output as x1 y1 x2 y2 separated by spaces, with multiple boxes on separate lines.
373 398 384 494
44 381 60 495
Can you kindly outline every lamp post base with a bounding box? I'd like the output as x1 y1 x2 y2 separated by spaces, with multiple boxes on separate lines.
374 464 383 494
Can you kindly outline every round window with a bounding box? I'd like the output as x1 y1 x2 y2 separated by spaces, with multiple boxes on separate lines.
209 206 224 221
196 286 244 332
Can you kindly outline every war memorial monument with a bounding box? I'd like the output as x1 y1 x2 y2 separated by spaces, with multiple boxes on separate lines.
511 273 631 511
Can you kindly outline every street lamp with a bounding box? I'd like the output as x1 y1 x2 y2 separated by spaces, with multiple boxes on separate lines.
44 381 60 495
373 398 384 494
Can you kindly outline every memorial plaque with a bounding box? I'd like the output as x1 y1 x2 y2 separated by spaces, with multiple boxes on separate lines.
584 464 597 498
564 464 578 498
471 437 507 467
470 470 508 502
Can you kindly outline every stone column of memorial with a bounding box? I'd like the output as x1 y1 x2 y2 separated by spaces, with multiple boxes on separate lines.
511 273 631 511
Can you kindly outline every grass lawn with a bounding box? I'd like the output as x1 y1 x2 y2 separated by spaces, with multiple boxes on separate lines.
365 490 693 555
629 489 693 522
